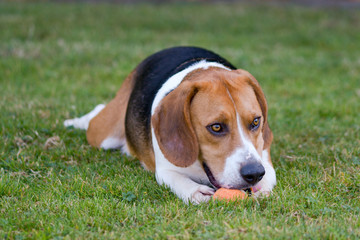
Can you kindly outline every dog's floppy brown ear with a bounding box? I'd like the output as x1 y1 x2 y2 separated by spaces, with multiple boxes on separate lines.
152 81 199 167
236 69 273 150
262 121 273 150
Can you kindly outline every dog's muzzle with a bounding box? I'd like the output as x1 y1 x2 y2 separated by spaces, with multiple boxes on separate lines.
240 162 265 185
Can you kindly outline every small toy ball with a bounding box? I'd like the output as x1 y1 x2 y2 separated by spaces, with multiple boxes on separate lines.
212 188 248 201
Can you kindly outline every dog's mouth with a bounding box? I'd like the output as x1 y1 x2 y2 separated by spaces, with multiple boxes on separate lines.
202 162 253 194
203 162 222 189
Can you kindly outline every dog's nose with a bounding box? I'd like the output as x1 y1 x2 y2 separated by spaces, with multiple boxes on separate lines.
240 163 265 185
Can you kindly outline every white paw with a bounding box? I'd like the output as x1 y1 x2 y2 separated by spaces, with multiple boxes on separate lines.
64 119 75 127
190 185 215 204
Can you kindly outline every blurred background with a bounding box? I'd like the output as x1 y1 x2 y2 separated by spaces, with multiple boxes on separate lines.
1 0 359 239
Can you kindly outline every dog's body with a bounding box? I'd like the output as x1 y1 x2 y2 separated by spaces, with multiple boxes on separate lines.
64 47 276 204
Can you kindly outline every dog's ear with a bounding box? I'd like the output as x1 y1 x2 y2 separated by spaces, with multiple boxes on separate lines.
262 121 273 150
236 69 273 150
152 81 199 167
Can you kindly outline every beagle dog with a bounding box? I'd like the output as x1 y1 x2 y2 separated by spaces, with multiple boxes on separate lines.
64 46 276 204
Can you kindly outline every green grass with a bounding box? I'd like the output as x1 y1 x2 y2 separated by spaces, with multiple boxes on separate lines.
1 2 359 239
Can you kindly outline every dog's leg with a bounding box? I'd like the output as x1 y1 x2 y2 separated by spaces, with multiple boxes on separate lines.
64 104 105 130
151 127 214 204
156 165 215 204
153 143 214 204
85 71 136 151
64 71 136 153
64 103 126 151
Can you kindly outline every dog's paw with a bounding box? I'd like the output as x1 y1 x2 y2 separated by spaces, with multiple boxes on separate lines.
190 185 215 204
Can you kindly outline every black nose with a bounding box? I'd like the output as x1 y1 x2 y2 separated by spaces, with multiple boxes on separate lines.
240 163 265 185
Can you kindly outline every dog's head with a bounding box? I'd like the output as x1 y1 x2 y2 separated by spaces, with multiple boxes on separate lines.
152 67 273 190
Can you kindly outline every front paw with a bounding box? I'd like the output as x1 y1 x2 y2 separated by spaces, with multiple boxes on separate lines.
190 185 215 204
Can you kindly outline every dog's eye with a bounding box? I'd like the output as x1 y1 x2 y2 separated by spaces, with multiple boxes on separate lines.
211 124 222 132
250 117 261 130
207 123 227 136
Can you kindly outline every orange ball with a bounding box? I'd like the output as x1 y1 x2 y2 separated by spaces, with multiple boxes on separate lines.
212 188 248 201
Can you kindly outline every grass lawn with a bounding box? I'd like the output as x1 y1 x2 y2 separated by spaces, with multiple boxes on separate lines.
1 2 359 239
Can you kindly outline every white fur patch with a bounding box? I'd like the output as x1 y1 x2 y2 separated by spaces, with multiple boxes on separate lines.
100 137 124 150
100 137 132 157
220 148 247 188
64 104 105 130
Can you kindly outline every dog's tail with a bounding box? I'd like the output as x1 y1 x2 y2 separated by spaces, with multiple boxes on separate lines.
63 104 105 130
